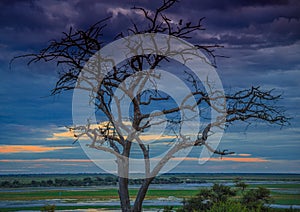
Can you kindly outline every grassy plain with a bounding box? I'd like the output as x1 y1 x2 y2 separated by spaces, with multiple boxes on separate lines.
0 189 199 201
0 185 299 204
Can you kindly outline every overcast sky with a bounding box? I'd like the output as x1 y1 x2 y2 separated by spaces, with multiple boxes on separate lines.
0 0 300 175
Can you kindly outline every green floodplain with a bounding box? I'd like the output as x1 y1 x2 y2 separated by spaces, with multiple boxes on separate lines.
0 173 299 211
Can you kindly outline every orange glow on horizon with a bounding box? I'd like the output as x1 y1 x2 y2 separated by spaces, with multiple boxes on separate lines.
46 131 78 141
199 157 269 163
170 156 268 163
46 126 176 142
0 145 73 154
0 159 91 163
238 153 252 157
0 156 268 164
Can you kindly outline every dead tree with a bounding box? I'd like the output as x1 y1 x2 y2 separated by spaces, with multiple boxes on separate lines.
14 1 289 211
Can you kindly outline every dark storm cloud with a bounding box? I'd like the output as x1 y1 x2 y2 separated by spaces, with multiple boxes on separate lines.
1 0 299 50
182 0 290 10
1 0 299 117
175 0 300 48
0 0 144 49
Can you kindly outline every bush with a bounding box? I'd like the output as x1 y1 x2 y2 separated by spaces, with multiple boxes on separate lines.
207 200 249 212
180 183 236 211
177 183 273 212
162 206 174 212
241 187 272 210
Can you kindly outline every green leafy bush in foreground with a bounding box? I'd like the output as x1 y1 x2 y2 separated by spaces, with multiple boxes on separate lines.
207 200 250 212
177 182 273 212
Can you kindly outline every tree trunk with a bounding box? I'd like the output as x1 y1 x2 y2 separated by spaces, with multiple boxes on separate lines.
118 157 131 211
132 177 154 212
118 176 131 211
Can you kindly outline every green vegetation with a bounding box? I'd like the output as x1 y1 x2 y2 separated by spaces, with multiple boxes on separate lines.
0 189 199 201
248 184 300 189
40 204 55 212
272 194 300 205
177 182 298 212
1 173 300 188
0 174 118 187
179 184 237 211
0 205 297 212
0 205 118 212
0 174 299 211
207 200 250 212
0 174 206 188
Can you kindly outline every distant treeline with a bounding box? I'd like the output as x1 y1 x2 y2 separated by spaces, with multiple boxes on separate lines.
1 173 299 188
0 175 206 188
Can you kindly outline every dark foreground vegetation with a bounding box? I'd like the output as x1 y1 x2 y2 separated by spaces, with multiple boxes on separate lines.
175 183 277 212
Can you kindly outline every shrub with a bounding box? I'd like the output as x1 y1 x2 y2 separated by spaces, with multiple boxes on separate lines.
207 200 249 212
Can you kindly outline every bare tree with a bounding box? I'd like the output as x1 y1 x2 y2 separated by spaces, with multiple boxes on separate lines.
14 1 288 211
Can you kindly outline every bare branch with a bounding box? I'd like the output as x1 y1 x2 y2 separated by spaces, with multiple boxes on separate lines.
226 86 289 126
